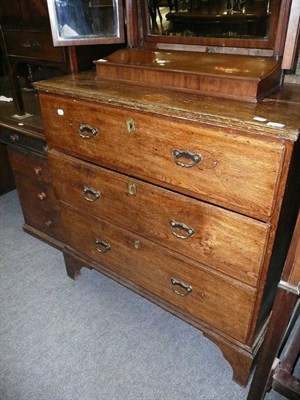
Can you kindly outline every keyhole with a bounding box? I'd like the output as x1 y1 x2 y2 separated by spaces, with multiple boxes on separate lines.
126 119 135 134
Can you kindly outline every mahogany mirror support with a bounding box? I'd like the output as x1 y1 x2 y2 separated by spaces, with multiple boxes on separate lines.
125 0 140 47
274 0 293 56
282 0 300 69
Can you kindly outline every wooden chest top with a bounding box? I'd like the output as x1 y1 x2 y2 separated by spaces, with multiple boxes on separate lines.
35 71 300 142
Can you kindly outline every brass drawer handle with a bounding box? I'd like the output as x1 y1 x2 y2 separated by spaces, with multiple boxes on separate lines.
83 186 101 202
38 192 47 200
10 134 19 143
79 124 98 139
171 278 192 297
45 220 53 227
34 166 42 175
22 41 40 48
22 41 32 48
173 149 202 168
95 238 111 254
170 220 195 240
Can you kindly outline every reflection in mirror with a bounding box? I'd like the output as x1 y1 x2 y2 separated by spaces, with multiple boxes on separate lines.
56 0 116 38
47 0 124 45
148 0 272 40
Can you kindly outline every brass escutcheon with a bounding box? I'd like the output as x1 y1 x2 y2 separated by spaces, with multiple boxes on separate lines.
134 239 141 249
127 182 137 196
126 119 136 134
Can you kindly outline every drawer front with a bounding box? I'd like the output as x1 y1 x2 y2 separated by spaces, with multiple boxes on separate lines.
9 147 51 182
1 130 47 153
40 93 285 219
60 202 256 343
14 174 58 211
3 29 65 62
23 205 64 241
14 174 64 241
50 150 269 286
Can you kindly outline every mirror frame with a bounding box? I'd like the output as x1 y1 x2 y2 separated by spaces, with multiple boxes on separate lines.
141 0 283 50
46 0 125 46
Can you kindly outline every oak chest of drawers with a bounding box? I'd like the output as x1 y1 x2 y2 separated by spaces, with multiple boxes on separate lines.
35 72 300 386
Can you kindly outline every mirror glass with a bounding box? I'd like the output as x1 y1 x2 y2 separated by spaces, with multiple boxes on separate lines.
47 0 124 46
147 0 272 40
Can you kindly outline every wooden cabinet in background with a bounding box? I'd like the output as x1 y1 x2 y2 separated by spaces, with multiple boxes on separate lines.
0 143 15 194
0 124 65 249
8 146 65 244
0 0 120 117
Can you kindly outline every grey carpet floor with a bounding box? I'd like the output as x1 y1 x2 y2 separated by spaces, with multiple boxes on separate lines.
0 190 292 399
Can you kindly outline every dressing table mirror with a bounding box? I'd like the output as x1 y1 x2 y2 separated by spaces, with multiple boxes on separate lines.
63 0 293 102
145 0 279 49
46 0 125 45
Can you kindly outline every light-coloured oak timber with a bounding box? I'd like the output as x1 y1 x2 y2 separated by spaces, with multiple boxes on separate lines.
49 149 270 287
39 92 285 221
60 201 257 343
95 48 283 102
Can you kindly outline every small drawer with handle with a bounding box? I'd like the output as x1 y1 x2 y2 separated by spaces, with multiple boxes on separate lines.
14 174 64 241
8 147 51 183
3 28 65 62
14 174 59 212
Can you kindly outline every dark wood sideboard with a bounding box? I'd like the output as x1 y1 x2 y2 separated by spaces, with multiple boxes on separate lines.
0 103 65 249
0 143 15 194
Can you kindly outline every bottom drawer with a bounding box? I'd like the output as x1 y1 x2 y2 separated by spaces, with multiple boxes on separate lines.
60 202 256 343
22 205 64 242
14 174 64 242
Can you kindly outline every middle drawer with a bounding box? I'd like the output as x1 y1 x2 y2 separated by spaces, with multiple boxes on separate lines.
49 150 269 287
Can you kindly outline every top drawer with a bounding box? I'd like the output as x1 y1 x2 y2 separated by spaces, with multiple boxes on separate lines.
3 29 65 63
39 92 285 219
